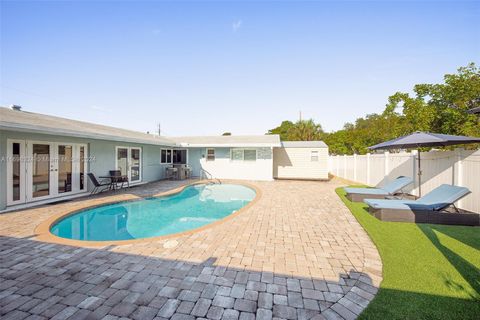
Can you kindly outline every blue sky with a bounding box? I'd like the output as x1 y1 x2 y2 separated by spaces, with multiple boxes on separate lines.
1 1 478 136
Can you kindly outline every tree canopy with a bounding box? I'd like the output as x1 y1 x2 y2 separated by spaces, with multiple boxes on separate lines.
267 63 480 155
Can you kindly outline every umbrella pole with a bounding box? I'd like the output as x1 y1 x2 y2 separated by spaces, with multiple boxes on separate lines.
417 149 422 198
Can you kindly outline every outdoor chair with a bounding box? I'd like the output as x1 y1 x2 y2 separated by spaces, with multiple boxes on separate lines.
363 184 479 226
87 173 112 195
109 170 129 189
344 176 413 202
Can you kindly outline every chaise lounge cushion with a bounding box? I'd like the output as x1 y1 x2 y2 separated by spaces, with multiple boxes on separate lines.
364 184 471 212
344 176 413 196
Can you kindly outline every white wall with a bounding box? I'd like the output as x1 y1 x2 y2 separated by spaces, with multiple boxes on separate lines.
273 147 329 180
329 149 480 213
195 147 274 181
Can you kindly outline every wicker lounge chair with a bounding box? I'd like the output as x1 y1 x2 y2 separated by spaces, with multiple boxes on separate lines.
364 184 479 226
344 176 413 202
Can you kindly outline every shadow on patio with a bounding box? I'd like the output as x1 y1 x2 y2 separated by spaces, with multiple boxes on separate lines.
0 235 376 320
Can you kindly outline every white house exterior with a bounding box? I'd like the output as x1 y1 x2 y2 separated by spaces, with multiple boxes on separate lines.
0 106 328 211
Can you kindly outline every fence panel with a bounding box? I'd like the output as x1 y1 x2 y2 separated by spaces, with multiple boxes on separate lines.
329 149 480 213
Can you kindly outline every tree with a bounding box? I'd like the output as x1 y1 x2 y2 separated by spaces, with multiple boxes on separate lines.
286 119 325 141
267 121 294 140
222 132 232 136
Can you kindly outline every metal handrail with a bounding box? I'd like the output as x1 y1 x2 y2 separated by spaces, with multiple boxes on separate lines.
200 168 222 184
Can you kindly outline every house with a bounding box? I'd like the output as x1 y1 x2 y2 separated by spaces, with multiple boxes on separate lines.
0 106 329 211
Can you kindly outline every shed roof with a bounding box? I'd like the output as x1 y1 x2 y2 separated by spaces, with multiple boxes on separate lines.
281 141 328 148
0 107 176 146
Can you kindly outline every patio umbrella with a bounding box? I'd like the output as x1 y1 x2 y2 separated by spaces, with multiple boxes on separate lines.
369 131 480 197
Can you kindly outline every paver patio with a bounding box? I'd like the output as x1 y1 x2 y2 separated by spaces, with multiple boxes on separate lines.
0 179 382 320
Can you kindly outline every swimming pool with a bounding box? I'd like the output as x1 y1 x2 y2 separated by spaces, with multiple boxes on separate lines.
50 183 256 241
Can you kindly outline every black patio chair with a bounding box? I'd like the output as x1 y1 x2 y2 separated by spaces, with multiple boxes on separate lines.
109 170 129 189
87 173 112 195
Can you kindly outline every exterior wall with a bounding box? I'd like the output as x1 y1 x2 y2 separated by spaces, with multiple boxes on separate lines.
0 130 170 210
273 147 329 180
187 147 274 181
329 149 480 213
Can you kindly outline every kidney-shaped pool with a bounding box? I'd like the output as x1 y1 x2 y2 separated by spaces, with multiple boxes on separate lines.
50 183 256 241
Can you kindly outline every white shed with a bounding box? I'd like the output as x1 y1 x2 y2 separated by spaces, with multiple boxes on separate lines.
273 141 329 180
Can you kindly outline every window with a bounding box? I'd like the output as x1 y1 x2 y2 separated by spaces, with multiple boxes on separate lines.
230 149 257 161
173 149 187 164
231 149 243 161
244 150 256 161
206 148 215 161
161 149 172 164
311 150 319 162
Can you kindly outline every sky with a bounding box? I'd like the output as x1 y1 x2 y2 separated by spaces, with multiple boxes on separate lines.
1 0 479 136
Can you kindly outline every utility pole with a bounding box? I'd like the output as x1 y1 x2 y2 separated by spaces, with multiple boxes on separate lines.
299 110 302 121
157 123 161 136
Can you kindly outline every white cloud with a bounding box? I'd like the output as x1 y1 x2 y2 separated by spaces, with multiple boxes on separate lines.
232 19 242 32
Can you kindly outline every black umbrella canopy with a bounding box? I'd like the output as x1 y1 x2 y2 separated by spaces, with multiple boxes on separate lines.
369 131 480 151
368 131 480 197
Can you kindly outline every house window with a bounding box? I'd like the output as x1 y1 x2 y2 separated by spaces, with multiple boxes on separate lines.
230 149 257 161
161 149 172 164
244 149 257 161
206 148 215 161
311 150 319 162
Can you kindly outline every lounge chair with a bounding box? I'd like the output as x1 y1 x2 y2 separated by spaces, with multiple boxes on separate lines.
364 184 479 226
87 173 112 195
344 176 413 202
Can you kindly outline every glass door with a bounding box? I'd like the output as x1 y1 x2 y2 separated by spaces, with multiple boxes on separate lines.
57 144 73 194
116 147 129 177
130 148 141 183
116 147 142 184
7 140 26 206
27 142 53 201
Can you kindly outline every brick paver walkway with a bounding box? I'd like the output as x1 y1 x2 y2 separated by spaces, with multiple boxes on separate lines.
0 179 382 320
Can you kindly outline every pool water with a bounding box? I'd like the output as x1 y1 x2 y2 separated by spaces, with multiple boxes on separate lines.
51 183 256 241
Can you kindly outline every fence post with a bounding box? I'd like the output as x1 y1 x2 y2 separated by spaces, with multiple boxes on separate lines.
343 154 347 179
366 153 371 186
384 151 390 179
353 154 357 182
411 150 418 196
336 155 340 176
455 148 464 208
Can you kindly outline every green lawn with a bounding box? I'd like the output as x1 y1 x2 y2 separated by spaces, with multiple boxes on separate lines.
336 187 480 320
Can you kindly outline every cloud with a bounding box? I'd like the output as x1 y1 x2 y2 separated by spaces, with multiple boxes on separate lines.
232 20 242 32
152 28 162 36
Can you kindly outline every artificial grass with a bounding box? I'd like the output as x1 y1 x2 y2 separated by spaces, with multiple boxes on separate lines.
336 187 480 320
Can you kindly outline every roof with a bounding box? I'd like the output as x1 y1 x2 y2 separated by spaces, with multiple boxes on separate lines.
281 141 328 148
172 135 281 147
0 107 176 146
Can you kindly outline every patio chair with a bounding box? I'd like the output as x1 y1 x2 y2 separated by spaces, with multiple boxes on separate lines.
344 176 413 202
364 184 479 226
109 170 129 189
87 173 112 195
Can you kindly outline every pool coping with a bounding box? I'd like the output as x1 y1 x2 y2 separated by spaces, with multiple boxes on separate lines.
34 179 262 247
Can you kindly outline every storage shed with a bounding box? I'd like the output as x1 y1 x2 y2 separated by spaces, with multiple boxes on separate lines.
273 141 329 180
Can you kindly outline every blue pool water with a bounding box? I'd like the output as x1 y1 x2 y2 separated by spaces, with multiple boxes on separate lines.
51 183 256 241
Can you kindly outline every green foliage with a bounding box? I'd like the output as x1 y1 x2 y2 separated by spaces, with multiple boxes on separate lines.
222 132 232 136
267 120 294 140
336 187 480 319
268 63 480 155
267 119 324 141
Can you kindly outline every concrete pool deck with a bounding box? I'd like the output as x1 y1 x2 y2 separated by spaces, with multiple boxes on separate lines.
0 179 382 320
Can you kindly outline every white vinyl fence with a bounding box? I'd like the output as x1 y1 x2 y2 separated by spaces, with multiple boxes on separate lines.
329 149 480 213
